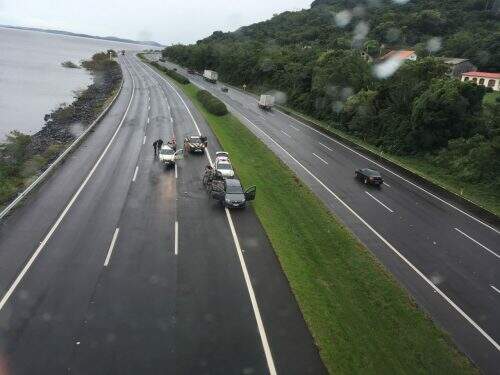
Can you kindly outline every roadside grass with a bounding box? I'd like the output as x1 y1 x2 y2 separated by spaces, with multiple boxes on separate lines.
161 77 476 373
277 105 500 216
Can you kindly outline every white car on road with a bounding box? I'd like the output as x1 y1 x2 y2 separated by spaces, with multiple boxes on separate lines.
215 151 234 178
159 145 183 167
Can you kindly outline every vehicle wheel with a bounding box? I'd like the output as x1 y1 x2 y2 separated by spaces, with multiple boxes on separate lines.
364 177 368 184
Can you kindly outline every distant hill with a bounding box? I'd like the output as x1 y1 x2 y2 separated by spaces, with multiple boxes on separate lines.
0 24 164 47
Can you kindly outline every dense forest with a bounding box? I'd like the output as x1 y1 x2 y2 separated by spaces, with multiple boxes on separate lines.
163 0 500 210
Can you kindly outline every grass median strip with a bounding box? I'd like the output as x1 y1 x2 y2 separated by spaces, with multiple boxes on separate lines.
149 64 475 373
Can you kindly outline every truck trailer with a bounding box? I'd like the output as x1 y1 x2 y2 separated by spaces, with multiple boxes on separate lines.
203 70 218 83
258 94 275 110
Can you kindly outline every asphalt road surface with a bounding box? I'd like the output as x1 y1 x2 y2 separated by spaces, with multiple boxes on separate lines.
0 54 326 374
156 56 500 373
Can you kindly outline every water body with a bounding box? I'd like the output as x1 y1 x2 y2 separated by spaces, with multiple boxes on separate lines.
0 27 147 140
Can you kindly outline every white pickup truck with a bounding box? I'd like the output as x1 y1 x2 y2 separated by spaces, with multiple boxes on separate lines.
159 145 183 167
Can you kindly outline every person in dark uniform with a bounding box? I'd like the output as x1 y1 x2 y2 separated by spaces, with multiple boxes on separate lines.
152 139 164 158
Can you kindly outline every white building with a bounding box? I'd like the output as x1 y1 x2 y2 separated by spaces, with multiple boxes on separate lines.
461 71 500 91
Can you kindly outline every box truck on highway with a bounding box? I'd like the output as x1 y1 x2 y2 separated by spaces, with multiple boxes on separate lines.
258 94 275 110
203 70 218 83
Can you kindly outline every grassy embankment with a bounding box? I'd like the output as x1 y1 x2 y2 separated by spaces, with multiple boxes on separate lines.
147 62 476 374
277 104 500 216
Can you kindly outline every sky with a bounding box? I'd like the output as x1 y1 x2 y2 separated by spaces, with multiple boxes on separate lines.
0 0 313 45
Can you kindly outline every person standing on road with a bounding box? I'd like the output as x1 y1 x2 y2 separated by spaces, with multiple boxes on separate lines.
153 140 159 158
152 139 164 158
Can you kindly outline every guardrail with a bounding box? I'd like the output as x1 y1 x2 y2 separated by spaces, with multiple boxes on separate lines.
0 70 125 221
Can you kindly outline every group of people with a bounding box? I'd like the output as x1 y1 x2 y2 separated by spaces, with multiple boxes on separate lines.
152 137 176 158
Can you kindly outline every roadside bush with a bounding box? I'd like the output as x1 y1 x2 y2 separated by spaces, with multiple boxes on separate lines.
196 90 228 116
150 61 189 84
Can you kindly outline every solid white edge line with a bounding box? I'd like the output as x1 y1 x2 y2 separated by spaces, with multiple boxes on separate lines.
454 228 500 259
141 59 277 373
491 285 500 294
0 58 136 312
275 109 500 235
220 105 500 352
225 209 277 375
365 191 394 213
383 182 391 188
174 221 179 255
318 142 333 151
132 165 139 182
312 152 328 165
104 228 120 267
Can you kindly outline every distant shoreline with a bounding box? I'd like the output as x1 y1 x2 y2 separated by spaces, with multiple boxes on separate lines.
0 24 164 48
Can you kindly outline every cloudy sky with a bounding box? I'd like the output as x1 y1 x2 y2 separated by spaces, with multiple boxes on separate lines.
0 0 312 44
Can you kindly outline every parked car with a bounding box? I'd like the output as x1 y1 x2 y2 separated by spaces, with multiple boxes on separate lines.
221 86 229 92
215 158 235 178
158 145 183 167
211 178 256 208
187 68 195 74
355 168 384 186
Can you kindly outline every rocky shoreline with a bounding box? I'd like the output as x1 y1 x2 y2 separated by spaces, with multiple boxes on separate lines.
0 51 123 206
27 53 122 158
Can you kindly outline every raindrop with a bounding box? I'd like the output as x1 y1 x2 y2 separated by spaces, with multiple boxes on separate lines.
373 58 403 79
426 37 442 53
334 10 352 28
332 101 344 113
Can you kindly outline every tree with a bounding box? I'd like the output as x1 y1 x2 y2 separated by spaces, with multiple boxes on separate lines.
410 79 485 151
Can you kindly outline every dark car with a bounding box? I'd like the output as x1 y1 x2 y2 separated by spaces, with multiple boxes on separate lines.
187 68 195 74
221 86 229 92
355 168 384 186
211 178 256 208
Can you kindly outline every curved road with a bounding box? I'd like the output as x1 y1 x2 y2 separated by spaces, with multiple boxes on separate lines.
0 55 325 374
157 57 500 373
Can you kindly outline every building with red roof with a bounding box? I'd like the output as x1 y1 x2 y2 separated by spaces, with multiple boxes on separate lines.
461 71 500 91
379 50 417 62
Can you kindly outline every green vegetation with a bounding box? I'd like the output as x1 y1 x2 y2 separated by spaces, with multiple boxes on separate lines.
196 90 228 115
0 52 122 207
148 60 190 84
165 75 476 373
163 0 500 215
61 61 79 69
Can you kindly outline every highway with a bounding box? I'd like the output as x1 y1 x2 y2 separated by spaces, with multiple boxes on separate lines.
0 54 325 374
157 57 500 373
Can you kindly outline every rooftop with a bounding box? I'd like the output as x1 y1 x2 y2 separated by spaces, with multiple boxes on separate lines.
462 71 500 79
380 50 416 61
440 57 470 65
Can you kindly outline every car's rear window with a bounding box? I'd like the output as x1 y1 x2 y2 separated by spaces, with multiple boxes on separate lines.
218 163 232 170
